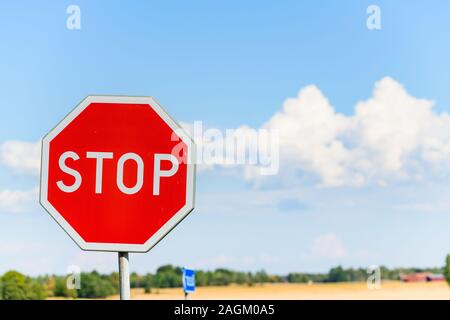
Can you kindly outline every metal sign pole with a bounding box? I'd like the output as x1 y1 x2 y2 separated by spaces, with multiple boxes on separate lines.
118 252 131 300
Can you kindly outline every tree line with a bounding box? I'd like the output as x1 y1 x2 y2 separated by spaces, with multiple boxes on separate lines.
1 256 449 300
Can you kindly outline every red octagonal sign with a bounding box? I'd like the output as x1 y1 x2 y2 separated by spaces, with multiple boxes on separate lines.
40 96 196 252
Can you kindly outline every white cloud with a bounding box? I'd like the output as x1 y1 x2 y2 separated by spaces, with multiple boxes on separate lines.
0 187 39 213
0 140 41 176
250 77 450 187
0 141 42 214
307 233 347 260
182 77 449 188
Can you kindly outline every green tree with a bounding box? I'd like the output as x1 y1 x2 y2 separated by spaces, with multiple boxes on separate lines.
195 271 209 286
209 269 233 286
153 265 182 288
130 272 143 288
327 266 349 282
444 254 450 286
53 276 77 298
0 271 46 300
143 273 154 293
234 272 250 285
107 272 120 292
77 271 116 298
287 273 311 283
253 270 265 284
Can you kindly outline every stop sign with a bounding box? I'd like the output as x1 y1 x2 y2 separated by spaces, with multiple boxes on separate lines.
40 96 196 252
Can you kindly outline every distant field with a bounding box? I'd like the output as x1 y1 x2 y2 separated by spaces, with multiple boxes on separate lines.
105 281 450 300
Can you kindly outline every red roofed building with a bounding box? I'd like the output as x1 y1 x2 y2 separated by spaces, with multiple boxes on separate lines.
400 272 445 282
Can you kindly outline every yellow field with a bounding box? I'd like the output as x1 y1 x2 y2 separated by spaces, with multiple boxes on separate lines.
106 281 450 300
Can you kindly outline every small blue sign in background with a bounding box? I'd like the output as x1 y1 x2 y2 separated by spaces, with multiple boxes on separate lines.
182 267 196 293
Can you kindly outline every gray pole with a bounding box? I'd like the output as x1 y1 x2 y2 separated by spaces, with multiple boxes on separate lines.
118 252 130 300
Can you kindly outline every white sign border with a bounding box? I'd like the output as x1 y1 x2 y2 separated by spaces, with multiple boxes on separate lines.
40 95 196 253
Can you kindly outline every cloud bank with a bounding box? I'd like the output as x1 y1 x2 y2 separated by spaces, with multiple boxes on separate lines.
0 140 41 176
2 77 450 191
251 77 450 187
0 187 38 213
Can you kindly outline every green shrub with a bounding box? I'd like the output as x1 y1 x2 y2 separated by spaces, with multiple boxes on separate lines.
77 271 116 298
0 271 46 300
53 276 77 298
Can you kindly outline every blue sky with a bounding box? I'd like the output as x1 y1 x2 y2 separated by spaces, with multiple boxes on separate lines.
1 1 450 275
